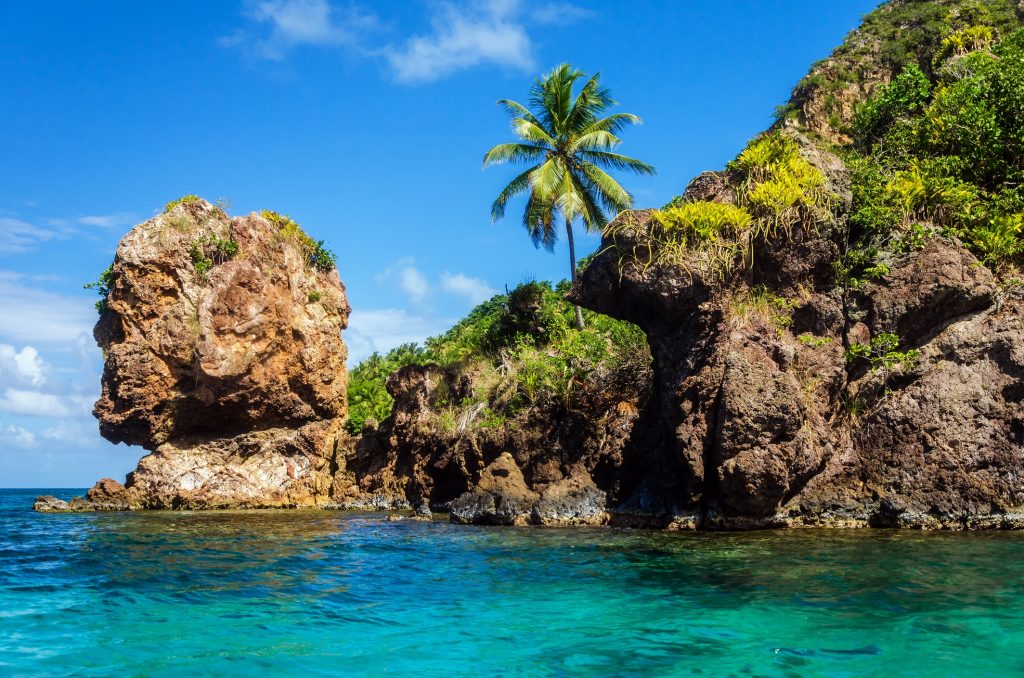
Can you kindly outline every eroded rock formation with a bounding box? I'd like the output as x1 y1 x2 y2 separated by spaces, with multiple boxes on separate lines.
38 199 350 510
568 140 1024 529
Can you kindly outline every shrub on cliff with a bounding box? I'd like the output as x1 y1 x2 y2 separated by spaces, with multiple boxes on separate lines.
84 265 114 314
842 24 1024 274
262 210 337 273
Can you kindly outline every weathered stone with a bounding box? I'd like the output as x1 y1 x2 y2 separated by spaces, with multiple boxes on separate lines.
55 200 350 511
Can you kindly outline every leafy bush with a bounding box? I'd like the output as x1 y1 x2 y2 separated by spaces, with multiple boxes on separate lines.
841 27 1024 273
308 290 322 303
165 194 203 213
84 265 114 314
263 210 336 273
937 24 995 61
729 132 831 235
846 331 920 374
852 65 931 149
190 234 238 279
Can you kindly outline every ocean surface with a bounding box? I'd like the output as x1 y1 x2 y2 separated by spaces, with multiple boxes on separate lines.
2 489 1024 677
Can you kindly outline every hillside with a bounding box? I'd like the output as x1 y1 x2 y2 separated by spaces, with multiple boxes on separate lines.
338 0 1024 528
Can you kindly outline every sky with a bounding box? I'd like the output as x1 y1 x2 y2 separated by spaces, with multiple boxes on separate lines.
0 0 879 487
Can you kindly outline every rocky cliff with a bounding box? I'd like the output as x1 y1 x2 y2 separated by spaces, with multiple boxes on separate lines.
38 0 1024 528
569 144 1024 529
38 198 350 510
331 0 1024 529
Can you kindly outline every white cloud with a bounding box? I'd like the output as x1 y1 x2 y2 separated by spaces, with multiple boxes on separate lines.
43 419 95 445
0 218 62 254
530 2 593 25
386 0 533 83
0 345 48 387
77 212 136 229
0 423 36 448
221 0 591 81
345 308 453 362
377 258 430 304
441 272 497 305
223 0 380 60
0 388 71 418
0 276 96 345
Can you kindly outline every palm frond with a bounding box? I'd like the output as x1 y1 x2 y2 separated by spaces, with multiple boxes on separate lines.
482 143 548 167
511 118 556 145
579 161 633 212
567 74 615 131
580 112 642 137
570 171 610 232
497 99 544 129
524 190 557 250
491 164 541 222
570 130 621 152
578 150 656 175
530 157 564 202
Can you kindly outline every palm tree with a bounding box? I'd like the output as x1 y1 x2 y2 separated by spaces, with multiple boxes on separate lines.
483 63 654 329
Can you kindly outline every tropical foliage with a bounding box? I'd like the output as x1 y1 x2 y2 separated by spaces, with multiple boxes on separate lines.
262 210 337 273
843 20 1024 275
613 132 831 280
84 265 114 314
346 280 649 434
483 63 654 328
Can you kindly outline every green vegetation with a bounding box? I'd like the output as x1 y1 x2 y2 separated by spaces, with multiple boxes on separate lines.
841 20 1024 276
798 333 834 348
726 285 796 332
483 63 654 329
262 210 337 273
84 265 114 314
190 233 239 280
346 280 649 434
846 331 920 395
164 194 203 213
778 0 1020 126
615 132 831 280
307 290 322 303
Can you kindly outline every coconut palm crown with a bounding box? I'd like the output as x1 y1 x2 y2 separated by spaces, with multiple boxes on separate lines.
483 63 654 328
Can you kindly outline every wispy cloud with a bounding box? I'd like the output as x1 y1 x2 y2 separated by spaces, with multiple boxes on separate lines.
76 212 137 229
0 388 71 418
0 274 96 345
0 423 37 448
221 0 380 60
0 218 64 254
385 0 533 83
529 2 594 25
441 272 497 305
0 345 49 387
345 308 453 362
376 257 430 304
221 0 591 82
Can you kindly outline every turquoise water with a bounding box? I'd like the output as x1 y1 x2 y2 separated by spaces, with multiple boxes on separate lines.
2 489 1024 676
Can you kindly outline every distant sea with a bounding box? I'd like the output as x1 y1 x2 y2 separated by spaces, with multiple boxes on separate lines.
3 488 1024 676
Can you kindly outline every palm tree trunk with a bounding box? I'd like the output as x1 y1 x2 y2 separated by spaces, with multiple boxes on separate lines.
566 217 585 330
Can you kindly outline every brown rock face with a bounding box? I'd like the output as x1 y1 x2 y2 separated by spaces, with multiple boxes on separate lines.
77 199 350 509
568 140 1024 530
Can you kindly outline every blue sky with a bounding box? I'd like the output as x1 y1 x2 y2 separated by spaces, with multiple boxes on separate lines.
0 0 878 487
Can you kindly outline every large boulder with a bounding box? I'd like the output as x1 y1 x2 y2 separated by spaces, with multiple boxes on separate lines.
43 199 350 511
